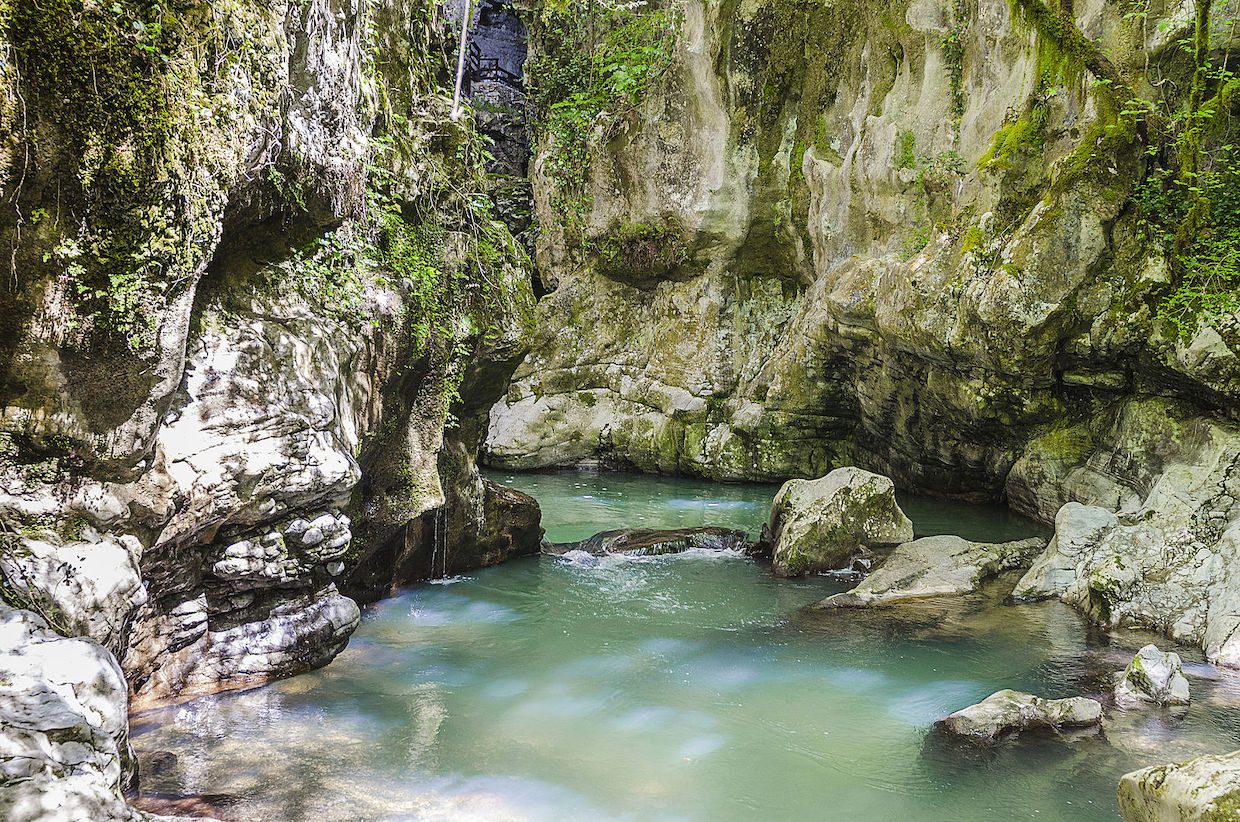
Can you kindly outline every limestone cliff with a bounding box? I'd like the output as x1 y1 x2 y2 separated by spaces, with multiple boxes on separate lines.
485 0 1240 660
0 0 539 717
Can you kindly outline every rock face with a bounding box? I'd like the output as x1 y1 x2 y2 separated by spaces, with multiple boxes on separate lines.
546 527 755 557
1118 751 1240 822
0 0 537 712
768 468 913 577
0 605 203 822
474 0 1240 656
486 0 1238 498
1012 410 1240 664
936 689 1103 743
1115 645 1191 708
819 535 1046 608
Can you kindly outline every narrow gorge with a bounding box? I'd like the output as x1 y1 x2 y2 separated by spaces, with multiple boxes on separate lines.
2 0 1240 819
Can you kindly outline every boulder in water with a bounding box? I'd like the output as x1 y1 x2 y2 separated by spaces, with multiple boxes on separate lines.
545 527 754 557
936 689 1102 743
1114 644 1191 708
817 535 1047 607
768 468 913 577
1118 750 1240 821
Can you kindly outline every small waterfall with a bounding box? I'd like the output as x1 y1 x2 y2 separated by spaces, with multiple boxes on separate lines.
430 504 448 580
450 0 475 120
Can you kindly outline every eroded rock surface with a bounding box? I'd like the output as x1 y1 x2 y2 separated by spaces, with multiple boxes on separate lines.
1012 404 1240 665
0 605 204 822
1118 751 1240 822
936 689 1102 744
819 535 1046 608
769 468 913 577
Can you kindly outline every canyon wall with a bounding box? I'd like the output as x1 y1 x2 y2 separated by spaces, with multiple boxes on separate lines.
486 0 1240 660
0 0 539 720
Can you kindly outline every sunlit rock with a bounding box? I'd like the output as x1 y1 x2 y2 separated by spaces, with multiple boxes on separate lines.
818 535 1046 607
1118 751 1240 822
769 468 913 577
936 689 1102 743
1114 645 1191 708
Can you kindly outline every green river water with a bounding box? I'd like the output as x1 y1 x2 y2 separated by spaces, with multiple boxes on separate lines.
133 470 1240 821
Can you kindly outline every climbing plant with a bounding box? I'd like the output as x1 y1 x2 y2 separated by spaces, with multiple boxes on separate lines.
1006 0 1240 337
527 0 682 226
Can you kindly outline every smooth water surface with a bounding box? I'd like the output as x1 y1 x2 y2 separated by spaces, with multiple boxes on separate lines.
134 472 1240 821
486 469 1045 543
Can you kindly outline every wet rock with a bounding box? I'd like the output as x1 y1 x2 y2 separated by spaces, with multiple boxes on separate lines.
936 689 1102 743
818 535 1046 608
769 468 913 577
546 526 754 557
1118 750 1240 821
1115 645 1191 708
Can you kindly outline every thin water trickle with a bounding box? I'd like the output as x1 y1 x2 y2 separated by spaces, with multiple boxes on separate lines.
133 470 1240 821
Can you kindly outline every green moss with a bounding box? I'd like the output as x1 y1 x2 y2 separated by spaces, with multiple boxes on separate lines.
896 130 917 170
979 103 1048 171
961 224 984 254
591 222 690 281
4 0 184 348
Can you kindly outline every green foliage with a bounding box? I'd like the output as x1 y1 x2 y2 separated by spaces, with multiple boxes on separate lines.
941 0 969 133
528 1 682 225
4 0 183 349
1136 156 1240 337
592 222 689 279
895 130 917 171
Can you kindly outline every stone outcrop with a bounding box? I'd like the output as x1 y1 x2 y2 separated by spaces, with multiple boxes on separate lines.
0 0 537 712
936 689 1102 744
819 535 1046 608
0 605 204 822
1114 645 1191 709
768 468 913 577
474 0 1240 656
1011 408 1240 665
486 0 1238 501
545 526 755 557
1118 751 1240 822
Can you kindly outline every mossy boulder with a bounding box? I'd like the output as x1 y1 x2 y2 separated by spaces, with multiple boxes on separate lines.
1119 751 1240 822
768 467 913 577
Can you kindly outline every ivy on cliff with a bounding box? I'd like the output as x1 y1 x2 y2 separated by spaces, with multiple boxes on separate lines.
1006 0 1239 338
527 0 682 227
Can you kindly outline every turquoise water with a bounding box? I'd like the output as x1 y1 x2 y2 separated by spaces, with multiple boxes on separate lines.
133 471 1240 821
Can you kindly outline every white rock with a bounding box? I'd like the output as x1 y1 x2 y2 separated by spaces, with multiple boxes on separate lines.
1114 644 1191 708
1119 750 1240 821
937 689 1102 743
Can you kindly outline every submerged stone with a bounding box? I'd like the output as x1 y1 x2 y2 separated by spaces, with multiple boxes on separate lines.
936 689 1102 743
768 468 913 577
545 527 755 557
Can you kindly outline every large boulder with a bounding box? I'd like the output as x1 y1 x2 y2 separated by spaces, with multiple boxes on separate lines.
769 468 913 577
546 527 755 557
1118 751 1240 821
818 535 1046 608
0 604 206 822
935 689 1102 743
1114 644 1191 708
0 534 147 655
